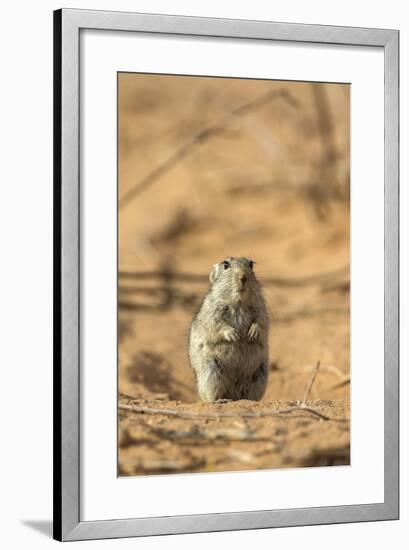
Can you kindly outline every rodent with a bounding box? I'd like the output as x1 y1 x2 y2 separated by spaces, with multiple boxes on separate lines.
188 256 269 402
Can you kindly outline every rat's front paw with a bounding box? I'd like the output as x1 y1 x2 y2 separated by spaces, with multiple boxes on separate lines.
223 326 240 342
247 322 260 342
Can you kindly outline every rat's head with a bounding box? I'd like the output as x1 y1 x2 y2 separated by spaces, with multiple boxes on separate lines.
209 256 259 301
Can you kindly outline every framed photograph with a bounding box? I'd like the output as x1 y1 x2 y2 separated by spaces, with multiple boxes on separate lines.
54 8 399 541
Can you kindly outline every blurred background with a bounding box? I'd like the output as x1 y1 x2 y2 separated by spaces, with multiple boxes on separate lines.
117 73 350 475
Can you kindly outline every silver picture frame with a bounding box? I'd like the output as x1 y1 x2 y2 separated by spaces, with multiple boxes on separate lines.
53 8 399 541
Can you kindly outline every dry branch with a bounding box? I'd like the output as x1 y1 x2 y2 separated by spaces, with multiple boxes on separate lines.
118 265 349 288
119 402 338 422
302 361 320 404
119 89 299 209
272 307 349 323
120 391 169 402
326 377 350 391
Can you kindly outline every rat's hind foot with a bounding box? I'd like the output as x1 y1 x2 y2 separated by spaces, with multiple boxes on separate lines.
246 363 268 401
215 398 232 404
197 359 226 402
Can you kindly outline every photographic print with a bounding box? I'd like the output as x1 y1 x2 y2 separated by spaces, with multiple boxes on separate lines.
117 73 350 477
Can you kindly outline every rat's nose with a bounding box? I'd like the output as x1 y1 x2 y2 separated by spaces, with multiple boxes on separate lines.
240 275 247 285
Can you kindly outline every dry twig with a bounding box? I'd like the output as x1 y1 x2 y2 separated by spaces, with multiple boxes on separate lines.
302 361 320 405
119 89 299 209
119 401 333 422
118 265 349 288
326 377 350 391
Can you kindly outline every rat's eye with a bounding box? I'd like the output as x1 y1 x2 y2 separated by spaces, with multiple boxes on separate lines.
222 260 230 270
248 260 254 269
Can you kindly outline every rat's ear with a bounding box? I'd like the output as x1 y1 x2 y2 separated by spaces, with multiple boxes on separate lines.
209 263 219 284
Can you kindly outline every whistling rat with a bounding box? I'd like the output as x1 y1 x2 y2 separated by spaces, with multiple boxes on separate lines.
189 257 269 402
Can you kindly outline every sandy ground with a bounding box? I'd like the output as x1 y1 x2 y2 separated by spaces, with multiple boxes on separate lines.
117 74 350 476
